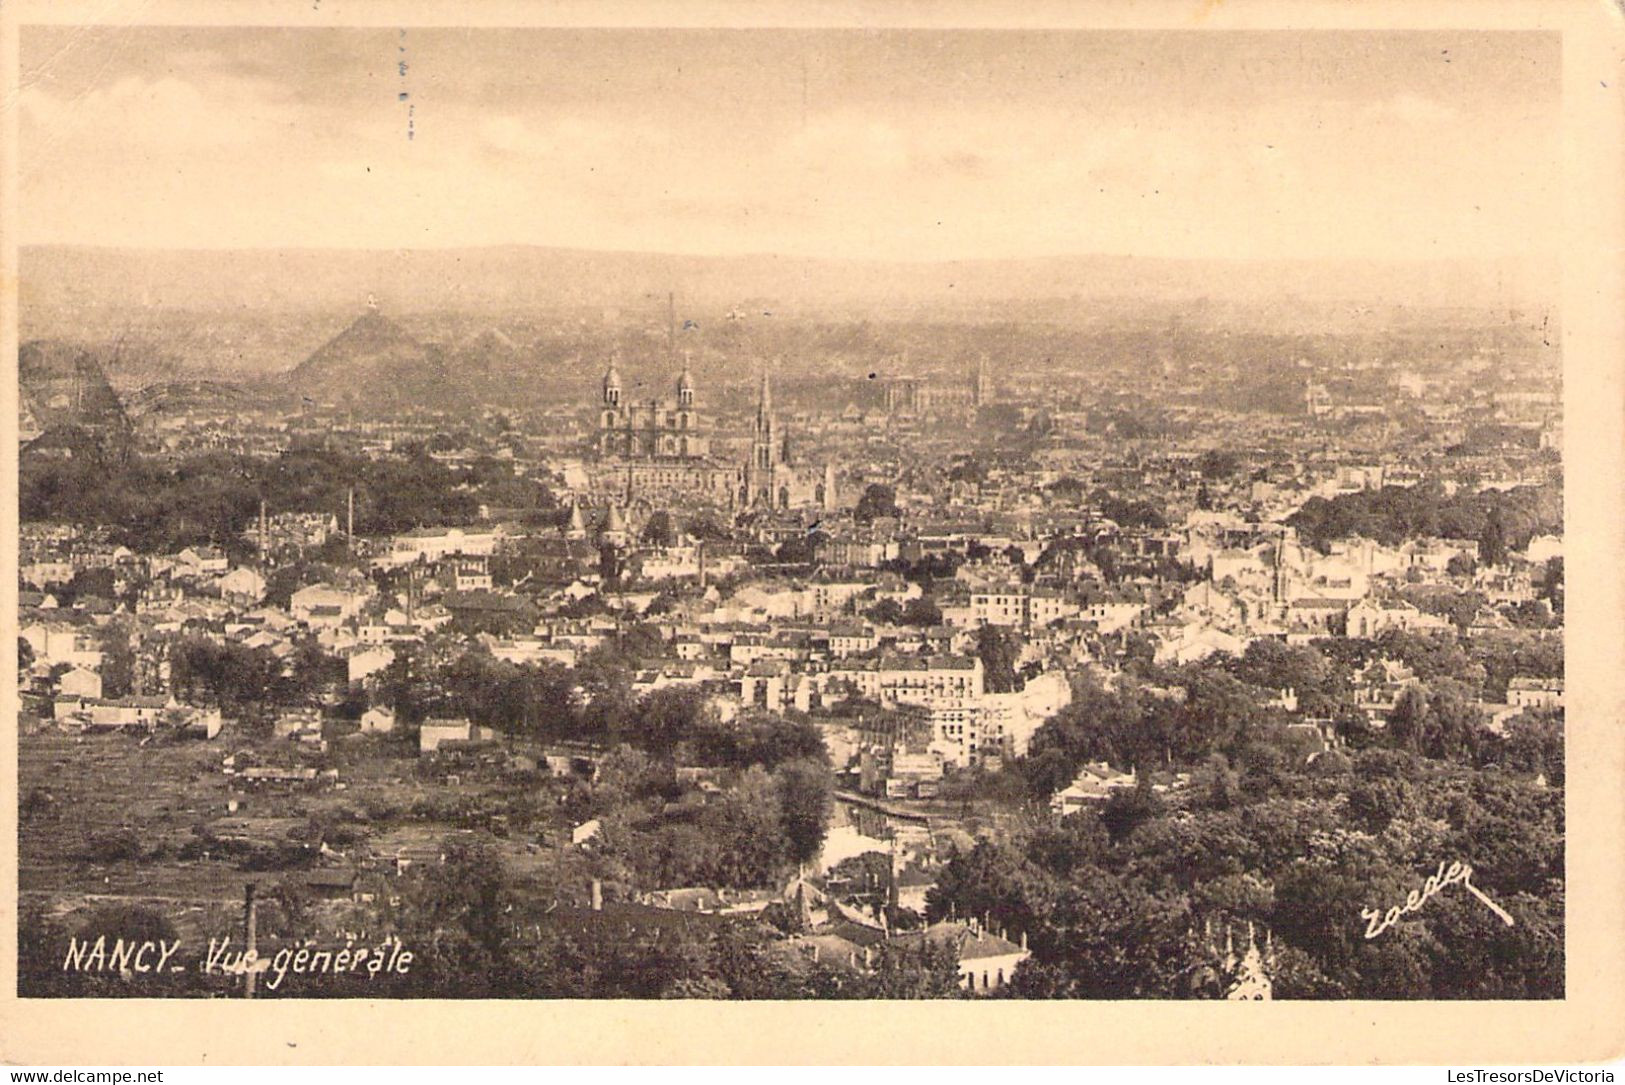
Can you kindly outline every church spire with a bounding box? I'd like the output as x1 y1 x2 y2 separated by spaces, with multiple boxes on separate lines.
746 369 783 507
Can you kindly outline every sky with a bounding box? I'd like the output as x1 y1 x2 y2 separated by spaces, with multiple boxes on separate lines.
18 27 1562 262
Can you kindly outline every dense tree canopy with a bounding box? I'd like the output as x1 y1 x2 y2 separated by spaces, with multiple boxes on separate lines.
1287 480 1561 552
929 747 1562 999
21 447 552 555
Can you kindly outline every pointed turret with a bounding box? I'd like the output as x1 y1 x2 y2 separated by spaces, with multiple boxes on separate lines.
565 499 586 540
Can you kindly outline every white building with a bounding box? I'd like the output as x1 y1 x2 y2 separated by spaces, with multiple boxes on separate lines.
387 526 503 566
419 718 473 753
347 646 396 684
1507 677 1564 710
290 583 370 626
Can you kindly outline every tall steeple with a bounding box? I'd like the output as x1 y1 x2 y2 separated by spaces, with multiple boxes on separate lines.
603 359 623 408
745 369 782 507
753 371 778 472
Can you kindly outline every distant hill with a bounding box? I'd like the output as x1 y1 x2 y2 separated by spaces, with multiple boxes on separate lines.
288 309 455 408
447 326 524 392
18 244 1557 321
18 340 133 455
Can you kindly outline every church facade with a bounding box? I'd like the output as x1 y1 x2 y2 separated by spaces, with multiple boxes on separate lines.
883 359 991 417
590 360 825 512
597 358 710 460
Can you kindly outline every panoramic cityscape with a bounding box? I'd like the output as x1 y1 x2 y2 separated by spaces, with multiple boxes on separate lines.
14 27 1565 1000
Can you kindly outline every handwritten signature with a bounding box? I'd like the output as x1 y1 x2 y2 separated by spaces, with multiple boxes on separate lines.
1361 860 1515 940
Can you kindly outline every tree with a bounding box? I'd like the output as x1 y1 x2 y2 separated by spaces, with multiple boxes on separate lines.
1478 508 1509 567
634 686 709 755
1012 873 1198 999
378 648 428 726
1537 557 1564 612
575 647 636 736
64 566 116 604
926 839 1058 939
1446 553 1478 578
1198 450 1241 479
393 840 523 997
1495 709 1564 785
1100 775 1163 841
976 625 1021 693
641 511 678 548
168 636 278 709
1093 546 1121 583
853 483 899 524
859 940 967 999
1193 753 1241 810
775 758 834 866
775 535 818 565
864 598 904 625
1026 814 1111 876
900 596 943 627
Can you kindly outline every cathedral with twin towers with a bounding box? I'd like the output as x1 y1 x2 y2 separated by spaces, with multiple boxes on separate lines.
595 356 833 513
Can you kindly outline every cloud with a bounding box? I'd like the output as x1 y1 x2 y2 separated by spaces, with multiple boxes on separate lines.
477 114 671 165
13 36 1550 263
21 74 297 156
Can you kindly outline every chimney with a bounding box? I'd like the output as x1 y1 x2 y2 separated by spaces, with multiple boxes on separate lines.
1020 930 1028 952
590 878 603 911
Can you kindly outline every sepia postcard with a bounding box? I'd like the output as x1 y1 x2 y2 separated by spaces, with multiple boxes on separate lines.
1 0 1622 1067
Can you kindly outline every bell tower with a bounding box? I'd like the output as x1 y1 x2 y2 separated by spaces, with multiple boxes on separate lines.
598 360 624 457
677 354 695 410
